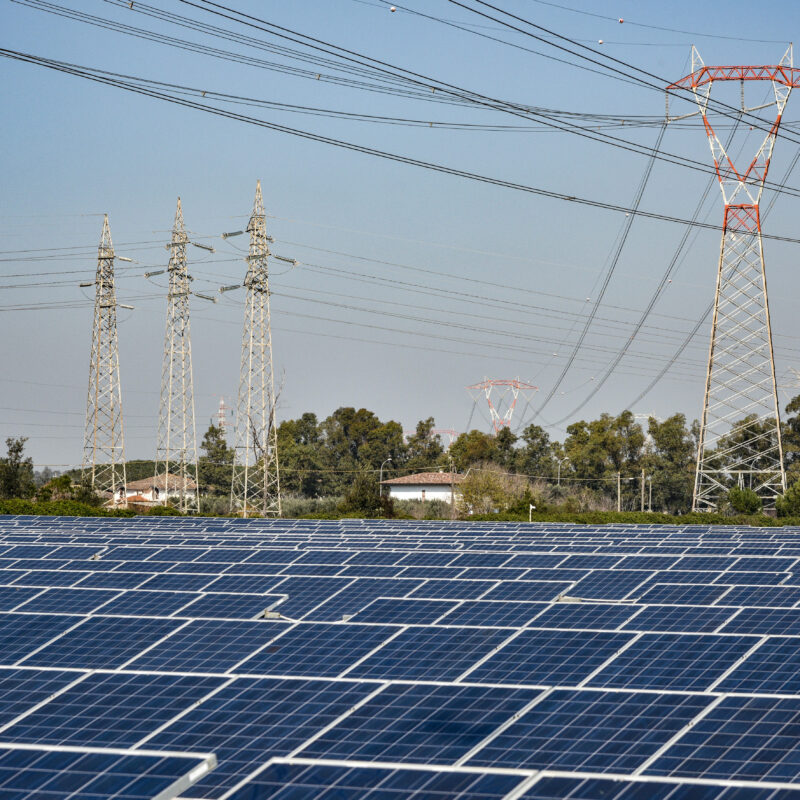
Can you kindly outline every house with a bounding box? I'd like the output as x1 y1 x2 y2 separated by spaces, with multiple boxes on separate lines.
381 472 464 504
123 473 198 504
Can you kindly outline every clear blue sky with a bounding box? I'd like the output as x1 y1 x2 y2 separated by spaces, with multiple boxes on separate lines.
2 0 800 469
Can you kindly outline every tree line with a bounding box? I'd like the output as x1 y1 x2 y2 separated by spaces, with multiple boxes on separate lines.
4 394 800 516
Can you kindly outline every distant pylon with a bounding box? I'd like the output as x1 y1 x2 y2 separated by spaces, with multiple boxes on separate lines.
216 397 231 434
670 47 796 511
154 198 200 513
83 215 126 505
230 181 281 517
467 378 538 434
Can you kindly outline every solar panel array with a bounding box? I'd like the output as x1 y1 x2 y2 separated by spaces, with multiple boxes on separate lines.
6 517 800 798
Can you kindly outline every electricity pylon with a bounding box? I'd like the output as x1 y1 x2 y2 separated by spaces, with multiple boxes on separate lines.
230 181 281 517
154 198 200 513
669 47 798 510
467 378 538 434
83 214 126 504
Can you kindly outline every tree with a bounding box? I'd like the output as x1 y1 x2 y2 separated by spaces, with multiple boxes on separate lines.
783 394 800 485
197 424 233 495
515 424 556 478
458 462 528 515
564 411 644 508
777 481 800 517
404 418 445 472
727 486 762 515
339 469 382 515
277 413 325 497
0 437 35 499
493 427 518 468
449 430 497 471
642 414 695 513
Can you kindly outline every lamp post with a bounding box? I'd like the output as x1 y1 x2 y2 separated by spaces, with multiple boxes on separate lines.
557 457 569 487
379 457 392 495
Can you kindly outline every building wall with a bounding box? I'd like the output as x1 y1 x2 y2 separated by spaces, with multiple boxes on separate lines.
388 485 458 504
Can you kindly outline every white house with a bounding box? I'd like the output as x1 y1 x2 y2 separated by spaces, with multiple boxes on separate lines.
123 473 198 504
381 472 463 504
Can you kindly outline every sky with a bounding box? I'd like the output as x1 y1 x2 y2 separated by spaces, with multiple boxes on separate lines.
2 0 800 470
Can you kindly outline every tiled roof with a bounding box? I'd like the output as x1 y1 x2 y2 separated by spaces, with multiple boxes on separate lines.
381 472 463 486
126 473 198 491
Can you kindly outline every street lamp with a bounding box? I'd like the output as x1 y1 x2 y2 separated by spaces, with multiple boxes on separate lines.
379 457 392 494
557 457 569 487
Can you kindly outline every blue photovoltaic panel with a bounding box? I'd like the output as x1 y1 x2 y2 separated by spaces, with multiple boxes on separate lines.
0 668 83 727
200 574 284 594
178 592 280 620
138 572 214 592
732 556 797 572
622 604 738 633
305 579 420 621
467 688 711 772
338 565 407 578
673 556 735 571
127 618 287 673
439 600 545 628
267 576 355 619
718 571 793 586
0 586 44 611
407 579 497 600
616 556 680 570
95 590 199 617
469 628 633 686
458 567 528 581
350 597 456 625
1 671 223 746
645 696 800 782
449 553 513 567
568 570 653 600
506 555 567 568
300 683 540 765
336 550 399 565
244 549 303 564
346 625 513 681
16 588 120 615
397 552 458 566
236 622 397 678
531 602 640 630
516 568 587 582
18 615 185 669
398 566 465 580
0 612 83 665
147 677 375 798
587 632 758 691
720 607 800 636
73 572 153 590
720 586 800 607
0 746 213 800
716 638 800 694
519 776 785 799
480 581 572 603
10 570 84 588
225 762 525 800
558 555 623 569
635 583 732 605
145 547 210 562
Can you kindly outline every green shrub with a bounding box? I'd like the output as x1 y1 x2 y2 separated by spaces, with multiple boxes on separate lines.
727 487 762 515
777 481 800 517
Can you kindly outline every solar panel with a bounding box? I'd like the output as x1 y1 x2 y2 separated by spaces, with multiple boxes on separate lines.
0 744 215 800
299 683 540 765
466 688 711 771
236 622 397 678
7 516 800 797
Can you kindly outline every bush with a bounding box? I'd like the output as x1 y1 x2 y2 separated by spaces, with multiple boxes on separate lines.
339 471 382 515
727 487 762 515
777 481 800 517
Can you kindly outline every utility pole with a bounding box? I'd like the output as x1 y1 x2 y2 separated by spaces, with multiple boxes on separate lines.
154 198 200 513
230 181 281 518
82 215 127 505
648 476 653 512
617 471 621 513
669 48 795 511
641 468 645 512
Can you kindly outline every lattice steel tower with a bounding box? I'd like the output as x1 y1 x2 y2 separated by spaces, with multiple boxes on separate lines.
230 181 281 517
83 215 126 504
467 378 538 434
669 47 797 510
154 198 200 512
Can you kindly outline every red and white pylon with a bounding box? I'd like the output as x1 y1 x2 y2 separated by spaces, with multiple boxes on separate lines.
467 378 538 434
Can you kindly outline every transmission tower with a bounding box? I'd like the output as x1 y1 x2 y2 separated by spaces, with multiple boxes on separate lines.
230 181 281 517
669 47 797 511
467 378 538 434
82 215 126 504
154 198 200 513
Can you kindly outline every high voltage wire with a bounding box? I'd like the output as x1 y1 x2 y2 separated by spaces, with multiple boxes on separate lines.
6 48 800 248
17 0 800 199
